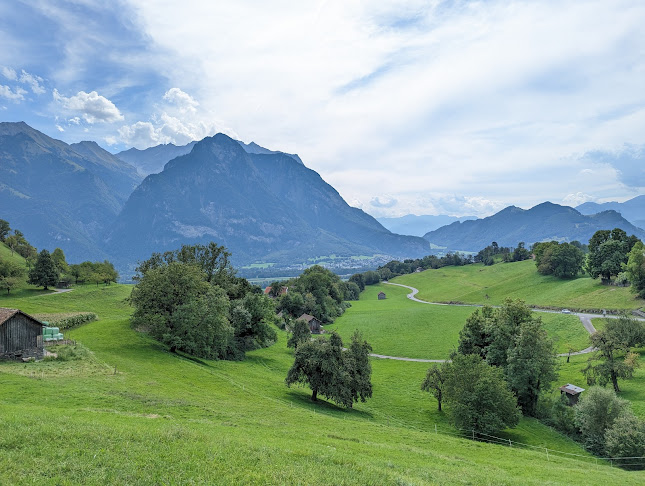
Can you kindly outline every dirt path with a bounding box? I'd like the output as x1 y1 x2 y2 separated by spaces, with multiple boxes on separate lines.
373 281 613 362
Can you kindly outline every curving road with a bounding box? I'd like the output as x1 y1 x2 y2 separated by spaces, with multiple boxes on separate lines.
368 281 614 362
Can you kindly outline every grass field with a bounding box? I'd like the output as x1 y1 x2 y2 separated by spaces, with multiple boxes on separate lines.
3 280 638 483
395 260 645 310
328 284 590 358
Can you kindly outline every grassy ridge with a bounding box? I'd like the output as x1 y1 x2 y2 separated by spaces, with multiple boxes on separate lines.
396 260 644 310
2 282 635 483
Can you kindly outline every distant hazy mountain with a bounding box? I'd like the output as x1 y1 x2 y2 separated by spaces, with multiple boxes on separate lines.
423 202 645 252
117 142 197 176
0 122 141 260
377 214 477 237
104 133 429 266
576 195 645 229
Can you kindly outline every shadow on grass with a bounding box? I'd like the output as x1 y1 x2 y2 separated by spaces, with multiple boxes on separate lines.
284 389 375 418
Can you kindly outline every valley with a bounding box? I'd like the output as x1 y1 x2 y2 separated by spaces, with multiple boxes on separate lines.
2 255 645 484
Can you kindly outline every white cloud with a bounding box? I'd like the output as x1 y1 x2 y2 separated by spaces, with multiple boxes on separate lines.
163 87 198 112
1 66 17 81
563 192 595 206
68 117 80 125
104 135 117 145
0 84 26 101
118 90 237 149
122 0 645 214
55 124 64 132
53 89 124 123
370 195 398 208
19 70 45 94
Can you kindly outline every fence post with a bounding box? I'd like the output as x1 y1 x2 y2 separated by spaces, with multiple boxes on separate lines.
472 430 475 440
508 439 512 447
434 424 437 434
545 448 549 461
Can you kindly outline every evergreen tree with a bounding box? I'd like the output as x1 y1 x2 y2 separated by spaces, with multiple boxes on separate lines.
28 249 59 290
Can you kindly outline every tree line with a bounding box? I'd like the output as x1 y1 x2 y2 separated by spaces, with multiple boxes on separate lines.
0 218 118 293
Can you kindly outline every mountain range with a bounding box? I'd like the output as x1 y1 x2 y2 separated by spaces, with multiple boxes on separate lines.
0 122 141 260
104 133 430 266
576 195 645 230
422 202 645 252
0 122 429 269
377 214 478 237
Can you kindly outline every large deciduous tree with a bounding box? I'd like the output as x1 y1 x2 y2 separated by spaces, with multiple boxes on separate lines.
582 315 645 393
28 249 58 290
443 354 520 435
586 228 640 283
285 331 372 408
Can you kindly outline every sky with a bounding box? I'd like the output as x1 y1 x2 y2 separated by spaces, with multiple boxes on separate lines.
1 0 644 218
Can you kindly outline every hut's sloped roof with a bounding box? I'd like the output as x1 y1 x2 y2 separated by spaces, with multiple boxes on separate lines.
0 308 20 324
560 384 585 395
298 314 316 323
0 308 45 327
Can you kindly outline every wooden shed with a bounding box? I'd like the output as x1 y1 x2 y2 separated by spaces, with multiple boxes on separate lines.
0 308 45 360
560 383 585 406
378 291 386 300
298 313 323 334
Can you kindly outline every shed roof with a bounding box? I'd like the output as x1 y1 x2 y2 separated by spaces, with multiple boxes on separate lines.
298 313 317 323
0 308 45 327
560 384 585 395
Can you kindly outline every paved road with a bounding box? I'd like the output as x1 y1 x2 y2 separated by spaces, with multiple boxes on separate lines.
369 281 628 362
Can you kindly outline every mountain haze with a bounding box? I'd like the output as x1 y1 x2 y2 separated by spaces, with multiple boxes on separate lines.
423 202 645 251
576 195 645 229
117 142 197 177
0 122 141 261
105 133 430 266
377 214 477 237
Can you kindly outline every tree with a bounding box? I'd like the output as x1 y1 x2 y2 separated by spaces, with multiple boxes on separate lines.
574 386 630 455
0 219 10 242
287 318 311 349
285 331 372 408
344 331 373 406
505 319 558 416
130 261 211 340
166 287 233 358
0 257 24 294
51 248 68 276
421 362 448 412
604 412 645 464
286 332 348 404
586 229 640 283
28 249 59 290
443 354 520 435
582 315 645 393
625 241 645 298
456 299 556 416
228 292 277 357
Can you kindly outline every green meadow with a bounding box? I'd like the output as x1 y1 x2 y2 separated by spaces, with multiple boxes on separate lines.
328 283 590 358
1 251 644 483
396 259 645 311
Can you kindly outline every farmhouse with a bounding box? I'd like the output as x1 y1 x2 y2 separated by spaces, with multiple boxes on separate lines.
559 383 585 405
298 313 323 334
0 308 45 360
378 291 386 300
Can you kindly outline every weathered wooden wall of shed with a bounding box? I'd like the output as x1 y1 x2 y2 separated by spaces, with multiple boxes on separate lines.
0 314 43 358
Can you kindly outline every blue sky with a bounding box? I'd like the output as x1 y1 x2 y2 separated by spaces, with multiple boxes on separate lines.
1 0 644 218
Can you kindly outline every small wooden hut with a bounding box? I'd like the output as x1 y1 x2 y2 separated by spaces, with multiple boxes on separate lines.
378 291 386 300
559 383 585 405
298 313 323 334
0 308 45 360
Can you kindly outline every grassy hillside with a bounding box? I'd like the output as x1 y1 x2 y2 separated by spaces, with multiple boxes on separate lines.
2 283 638 484
396 260 645 310
328 284 590 358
